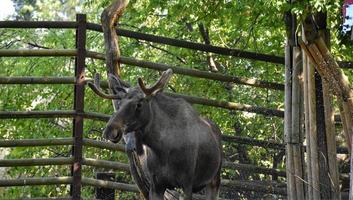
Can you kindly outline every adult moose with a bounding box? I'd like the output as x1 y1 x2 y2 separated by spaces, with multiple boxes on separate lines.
89 69 223 200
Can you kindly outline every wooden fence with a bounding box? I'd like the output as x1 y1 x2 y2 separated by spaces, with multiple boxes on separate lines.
0 14 349 199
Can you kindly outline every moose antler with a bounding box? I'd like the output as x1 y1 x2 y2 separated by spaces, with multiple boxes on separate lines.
138 69 173 96
88 73 124 99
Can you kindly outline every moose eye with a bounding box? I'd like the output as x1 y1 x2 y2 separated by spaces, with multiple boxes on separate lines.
136 101 142 111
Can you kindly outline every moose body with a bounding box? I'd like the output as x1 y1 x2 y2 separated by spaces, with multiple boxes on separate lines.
90 69 222 200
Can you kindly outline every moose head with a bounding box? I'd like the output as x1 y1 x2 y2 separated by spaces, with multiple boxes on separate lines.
88 69 173 151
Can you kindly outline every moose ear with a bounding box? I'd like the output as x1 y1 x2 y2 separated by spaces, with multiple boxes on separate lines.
108 73 130 94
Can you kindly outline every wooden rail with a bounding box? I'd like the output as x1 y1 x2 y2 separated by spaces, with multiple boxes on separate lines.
0 157 73 167
0 177 73 187
0 49 284 91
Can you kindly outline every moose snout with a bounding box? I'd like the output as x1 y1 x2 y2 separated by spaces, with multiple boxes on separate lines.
103 125 123 143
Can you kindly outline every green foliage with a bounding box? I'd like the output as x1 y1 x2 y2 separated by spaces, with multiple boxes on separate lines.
0 0 352 199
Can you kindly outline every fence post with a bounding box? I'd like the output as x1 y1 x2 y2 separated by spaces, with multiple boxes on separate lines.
70 13 86 200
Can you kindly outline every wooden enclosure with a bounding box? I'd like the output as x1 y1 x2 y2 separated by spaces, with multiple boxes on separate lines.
0 9 351 200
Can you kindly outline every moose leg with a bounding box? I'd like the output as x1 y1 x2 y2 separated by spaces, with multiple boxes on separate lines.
149 189 164 200
205 174 220 200
149 183 165 200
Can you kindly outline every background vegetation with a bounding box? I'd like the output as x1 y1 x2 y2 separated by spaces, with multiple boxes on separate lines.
0 0 352 199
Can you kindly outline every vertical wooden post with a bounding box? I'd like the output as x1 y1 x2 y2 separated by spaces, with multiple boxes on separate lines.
291 46 305 199
320 27 340 198
285 5 306 199
70 14 86 200
303 52 313 200
301 13 341 200
307 53 321 200
285 40 296 200
315 13 339 199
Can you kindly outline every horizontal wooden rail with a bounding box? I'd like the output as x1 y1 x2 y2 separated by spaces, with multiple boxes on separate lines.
0 157 73 167
222 135 348 154
0 99 284 119
222 135 285 150
221 179 287 195
0 76 76 84
0 177 73 187
120 57 284 91
0 176 288 196
0 21 351 68
0 21 284 64
82 158 129 172
0 138 73 147
223 161 286 177
0 110 110 121
166 93 284 117
0 110 76 119
0 135 346 155
86 23 284 64
87 51 284 91
81 177 287 196
0 49 77 57
0 21 77 29
81 112 110 121
0 137 124 152
82 138 125 152
81 177 139 193
9 198 72 200
0 49 284 91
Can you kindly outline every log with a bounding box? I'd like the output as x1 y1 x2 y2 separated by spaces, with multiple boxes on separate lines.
1 20 353 68
0 76 76 84
82 158 130 172
303 51 313 200
166 92 284 117
320 28 340 199
0 138 73 147
222 161 286 177
284 41 296 200
82 138 125 152
81 177 139 193
307 52 320 200
291 46 305 199
0 49 76 57
0 49 284 91
323 77 341 198
0 177 73 187
0 157 73 167
86 23 285 65
221 179 287 195
0 110 77 119
118 56 284 91
0 21 77 29
0 110 110 121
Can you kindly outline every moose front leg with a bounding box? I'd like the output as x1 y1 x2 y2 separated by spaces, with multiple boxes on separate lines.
149 182 165 200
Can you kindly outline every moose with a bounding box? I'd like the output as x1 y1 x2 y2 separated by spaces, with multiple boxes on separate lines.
89 69 223 200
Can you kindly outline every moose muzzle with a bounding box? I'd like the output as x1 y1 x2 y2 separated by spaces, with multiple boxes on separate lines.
102 125 123 143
